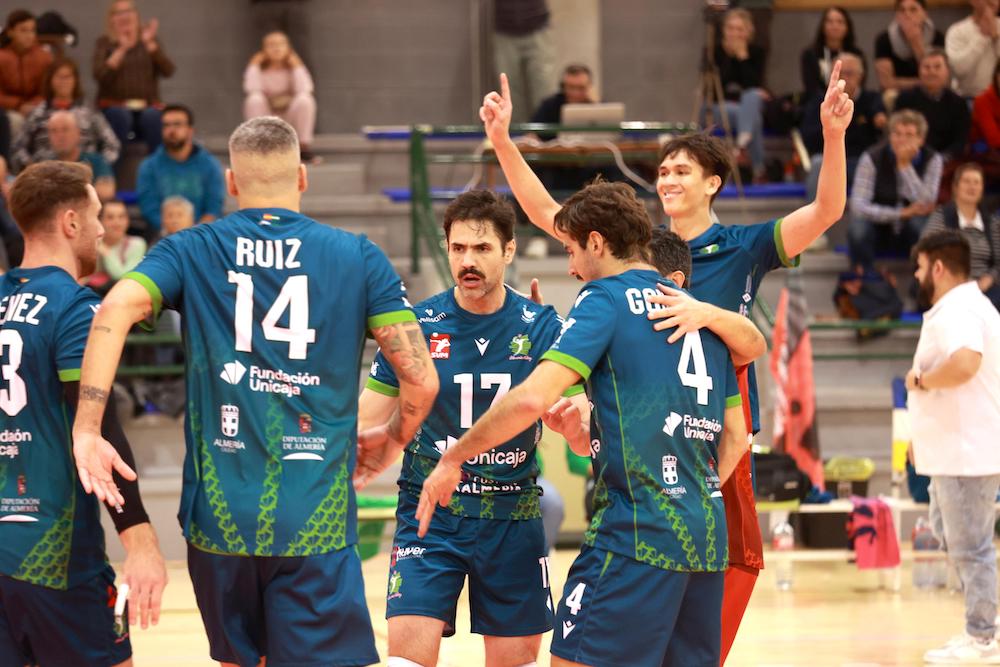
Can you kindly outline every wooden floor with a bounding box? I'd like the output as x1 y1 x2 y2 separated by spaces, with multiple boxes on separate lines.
129 549 971 666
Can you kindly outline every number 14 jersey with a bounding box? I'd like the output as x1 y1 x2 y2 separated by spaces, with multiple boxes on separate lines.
127 208 414 557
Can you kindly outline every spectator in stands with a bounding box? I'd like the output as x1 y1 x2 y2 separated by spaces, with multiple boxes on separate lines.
907 230 1000 665
708 7 768 182
800 7 865 100
0 105 10 165
47 111 116 202
970 62 1000 187
161 195 195 237
89 198 146 293
849 109 941 270
946 0 1000 99
895 50 971 161
93 0 175 155
494 0 555 123
923 164 1000 310
874 0 944 108
11 57 121 172
136 104 224 235
0 156 20 268
530 63 594 128
243 31 318 163
0 10 52 137
801 52 886 200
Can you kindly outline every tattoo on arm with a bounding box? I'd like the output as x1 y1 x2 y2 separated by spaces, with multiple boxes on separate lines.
93 325 112 334
80 385 110 404
372 321 429 385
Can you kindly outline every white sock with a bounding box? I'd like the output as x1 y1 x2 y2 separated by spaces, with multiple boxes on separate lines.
387 658 426 667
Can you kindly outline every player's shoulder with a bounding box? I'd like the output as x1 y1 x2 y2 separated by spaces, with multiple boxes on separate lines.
717 219 778 244
414 290 453 325
505 288 559 326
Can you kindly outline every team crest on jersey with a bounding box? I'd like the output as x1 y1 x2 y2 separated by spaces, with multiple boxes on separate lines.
429 332 451 359
509 334 532 360
16 474 25 496
298 413 312 433
221 405 240 437
521 306 537 323
387 571 403 600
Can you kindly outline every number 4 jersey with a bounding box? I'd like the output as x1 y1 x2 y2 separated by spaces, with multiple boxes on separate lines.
126 208 415 557
541 269 740 573
366 287 582 520
0 267 106 589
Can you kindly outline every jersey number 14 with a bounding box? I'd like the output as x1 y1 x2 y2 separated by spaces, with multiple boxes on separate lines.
227 272 317 360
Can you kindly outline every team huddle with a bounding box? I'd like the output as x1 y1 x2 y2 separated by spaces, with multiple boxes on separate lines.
0 63 853 667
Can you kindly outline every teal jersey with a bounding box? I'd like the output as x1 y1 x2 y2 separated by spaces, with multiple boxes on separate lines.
0 267 105 589
366 287 581 520
541 269 741 573
128 208 414 557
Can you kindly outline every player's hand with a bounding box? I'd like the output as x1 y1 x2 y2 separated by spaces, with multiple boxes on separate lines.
542 397 582 438
416 458 462 538
646 284 712 343
905 368 920 392
119 523 167 629
480 73 513 146
72 429 136 506
141 18 159 47
354 424 406 491
530 278 544 305
820 60 854 136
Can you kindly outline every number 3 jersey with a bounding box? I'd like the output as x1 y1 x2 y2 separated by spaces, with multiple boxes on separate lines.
0 267 105 589
541 269 740 573
126 208 414 557
366 287 582 520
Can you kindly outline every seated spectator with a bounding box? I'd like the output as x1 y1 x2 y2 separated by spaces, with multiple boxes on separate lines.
706 7 768 182
800 6 865 100
0 156 20 268
0 10 53 137
874 0 944 108
923 163 1000 310
801 52 886 200
970 62 1000 178
136 104 223 235
88 198 145 293
849 109 942 270
946 0 1000 99
530 63 594 129
243 30 318 163
895 50 971 160
161 195 194 236
11 56 121 172
93 0 174 155
47 111 116 201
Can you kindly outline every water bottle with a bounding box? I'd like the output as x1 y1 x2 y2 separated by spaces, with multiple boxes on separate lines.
912 516 941 589
771 520 795 590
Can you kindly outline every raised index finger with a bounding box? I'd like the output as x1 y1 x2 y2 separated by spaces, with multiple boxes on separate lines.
827 59 843 95
500 72 511 103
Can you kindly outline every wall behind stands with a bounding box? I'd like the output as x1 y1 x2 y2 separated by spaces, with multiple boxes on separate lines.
41 1 966 136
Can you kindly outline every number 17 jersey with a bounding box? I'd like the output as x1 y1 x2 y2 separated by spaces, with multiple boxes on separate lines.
127 208 414 557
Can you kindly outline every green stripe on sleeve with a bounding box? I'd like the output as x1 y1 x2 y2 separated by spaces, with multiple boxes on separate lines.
58 368 81 382
367 309 417 330
726 394 743 408
123 271 163 331
541 349 592 381
562 383 586 398
364 377 400 397
773 218 801 268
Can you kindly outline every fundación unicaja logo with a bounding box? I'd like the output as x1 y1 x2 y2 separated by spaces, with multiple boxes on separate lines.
663 412 682 437
220 361 247 385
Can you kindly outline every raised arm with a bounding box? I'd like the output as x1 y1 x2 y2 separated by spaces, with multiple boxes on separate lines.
72 279 154 505
481 73 562 238
780 60 855 258
647 284 766 367
416 360 579 536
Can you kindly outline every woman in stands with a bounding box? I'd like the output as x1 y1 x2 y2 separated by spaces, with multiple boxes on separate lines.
243 31 319 163
873 0 943 109
92 0 174 158
801 7 864 100
922 163 1000 310
10 57 121 172
707 7 768 183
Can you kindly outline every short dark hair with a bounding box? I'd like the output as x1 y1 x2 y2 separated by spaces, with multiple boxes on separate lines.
952 162 984 189
658 133 732 204
895 0 926 8
443 190 515 246
9 161 92 234
162 103 194 126
562 63 592 79
919 47 948 67
648 227 691 284
4 9 33 34
912 229 970 279
43 57 83 103
100 197 127 216
812 7 859 55
554 180 651 261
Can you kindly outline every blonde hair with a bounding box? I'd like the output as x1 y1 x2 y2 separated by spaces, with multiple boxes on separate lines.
724 8 755 40
889 109 928 138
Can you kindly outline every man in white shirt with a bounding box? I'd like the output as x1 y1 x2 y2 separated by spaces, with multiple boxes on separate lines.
907 229 1000 664
946 0 1000 98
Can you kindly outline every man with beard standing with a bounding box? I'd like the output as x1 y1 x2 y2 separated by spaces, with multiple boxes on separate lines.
907 229 1000 664
136 104 224 235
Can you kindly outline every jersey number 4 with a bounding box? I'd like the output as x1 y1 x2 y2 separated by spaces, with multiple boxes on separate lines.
0 330 26 416
228 272 317 360
678 331 714 405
